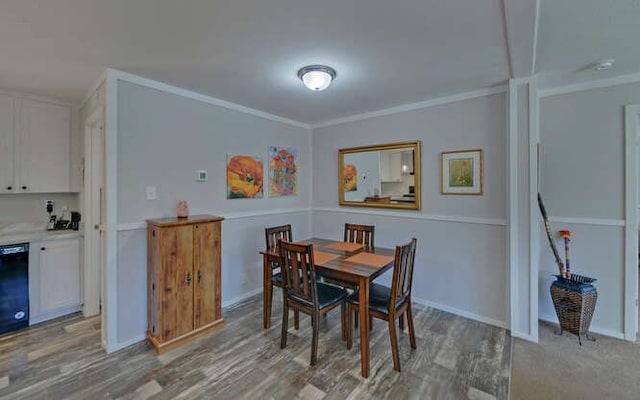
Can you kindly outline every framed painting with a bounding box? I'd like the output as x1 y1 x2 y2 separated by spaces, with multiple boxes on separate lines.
268 146 297 197
227 154 264 199
343 163 357 192
440 149 483 195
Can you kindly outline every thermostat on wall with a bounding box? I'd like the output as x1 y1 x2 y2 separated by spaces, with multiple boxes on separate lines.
196 170 208 182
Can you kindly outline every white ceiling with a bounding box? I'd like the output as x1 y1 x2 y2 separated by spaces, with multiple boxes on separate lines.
0 0 637 124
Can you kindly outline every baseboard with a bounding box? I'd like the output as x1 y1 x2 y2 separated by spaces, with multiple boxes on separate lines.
539 313 625 340
29 305 82 326
108 334 147 353
510 330 539 343
413 296 508 329
222 287 263 308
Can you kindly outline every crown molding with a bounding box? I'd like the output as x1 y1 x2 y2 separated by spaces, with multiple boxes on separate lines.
538 71 640 98
107 68 311 130
0 87 78 107
80 69 108 109
311 85 508 129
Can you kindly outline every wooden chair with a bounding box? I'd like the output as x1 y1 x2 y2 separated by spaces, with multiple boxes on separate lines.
346 238 417 372
279 240 348 366
264 225 298 329
344 223 375 249
324 223 376 328
324 223 375 291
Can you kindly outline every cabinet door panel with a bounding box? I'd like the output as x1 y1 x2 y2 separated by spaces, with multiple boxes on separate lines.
39 238 81 313
194 222 221 327
18 99 71 192
160 226 194 340
0 95 15 193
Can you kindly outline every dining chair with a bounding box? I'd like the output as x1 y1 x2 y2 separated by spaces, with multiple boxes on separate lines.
279 240 349 366
324 223 376 292
264 225 298 329
344 223 375 248
346 238 417 372
324 223 376 328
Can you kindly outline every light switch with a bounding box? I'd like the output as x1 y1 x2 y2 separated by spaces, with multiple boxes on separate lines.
146 186 157 200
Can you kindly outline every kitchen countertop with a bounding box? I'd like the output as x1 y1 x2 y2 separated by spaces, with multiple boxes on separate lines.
0 222 83 246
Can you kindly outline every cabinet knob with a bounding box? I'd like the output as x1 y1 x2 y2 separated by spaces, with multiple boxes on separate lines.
197 270 202 284
41 247 46 251
21 186 27 190
186 272 192 286
6 186 12 190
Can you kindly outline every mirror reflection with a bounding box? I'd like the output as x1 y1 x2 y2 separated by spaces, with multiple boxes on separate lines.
339 141 421 210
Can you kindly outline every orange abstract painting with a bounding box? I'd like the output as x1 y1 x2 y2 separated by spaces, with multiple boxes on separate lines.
343 164 357 192
227 155 264 198
268 146 297 197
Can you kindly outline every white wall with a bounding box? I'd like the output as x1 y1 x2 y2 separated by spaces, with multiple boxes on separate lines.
0 193 78 224
114 79 311 347
538 81 640 337
312 92 509 327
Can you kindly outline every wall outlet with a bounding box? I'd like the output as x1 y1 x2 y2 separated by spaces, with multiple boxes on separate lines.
45 200 54 213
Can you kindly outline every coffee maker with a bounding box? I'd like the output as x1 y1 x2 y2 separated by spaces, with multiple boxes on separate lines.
70 212 81 231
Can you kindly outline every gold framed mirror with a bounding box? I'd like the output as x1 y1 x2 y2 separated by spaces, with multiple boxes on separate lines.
339 140 421 210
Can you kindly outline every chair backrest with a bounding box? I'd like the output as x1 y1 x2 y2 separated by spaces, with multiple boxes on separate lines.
344 223 375 248
390 238 417 310
265 224 292 251
278 240 318 308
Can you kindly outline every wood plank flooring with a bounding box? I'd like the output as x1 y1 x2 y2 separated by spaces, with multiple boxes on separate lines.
0 294 511 399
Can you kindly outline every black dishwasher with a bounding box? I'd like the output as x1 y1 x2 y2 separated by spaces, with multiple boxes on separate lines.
0 243 29 335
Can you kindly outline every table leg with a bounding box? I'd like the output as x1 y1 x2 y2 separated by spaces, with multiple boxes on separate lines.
359 277 369 378
263 254 272 329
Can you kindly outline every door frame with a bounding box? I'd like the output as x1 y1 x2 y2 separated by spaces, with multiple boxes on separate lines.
624 104 640 341
83 106 105 338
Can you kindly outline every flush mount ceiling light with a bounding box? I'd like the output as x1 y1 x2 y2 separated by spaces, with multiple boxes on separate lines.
590 59 615 71
297 65 337 91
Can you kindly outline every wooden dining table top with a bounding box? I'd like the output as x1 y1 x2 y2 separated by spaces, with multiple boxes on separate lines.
260 237 396 279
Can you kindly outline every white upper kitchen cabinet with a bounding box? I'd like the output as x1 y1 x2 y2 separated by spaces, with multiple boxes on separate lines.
0 94 16 193
0 94 74 194
17 99 72 193
379 150 402 182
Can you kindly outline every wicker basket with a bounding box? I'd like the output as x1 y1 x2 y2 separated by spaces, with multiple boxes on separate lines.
550 274 597 345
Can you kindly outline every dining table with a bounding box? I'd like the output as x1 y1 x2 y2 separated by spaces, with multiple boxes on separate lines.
260 237 396 378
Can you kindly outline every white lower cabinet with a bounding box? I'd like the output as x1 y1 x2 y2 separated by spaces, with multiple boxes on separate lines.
29 237 82 324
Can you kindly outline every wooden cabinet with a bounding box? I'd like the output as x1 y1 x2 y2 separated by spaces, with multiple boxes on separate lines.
147 215 224 354
0 94 73 194
29 236 82 325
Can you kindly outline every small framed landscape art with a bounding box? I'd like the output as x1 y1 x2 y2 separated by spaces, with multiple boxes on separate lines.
440 149 483 195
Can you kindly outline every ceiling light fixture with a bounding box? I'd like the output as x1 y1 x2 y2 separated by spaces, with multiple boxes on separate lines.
297 65 337 91
591 59 615 71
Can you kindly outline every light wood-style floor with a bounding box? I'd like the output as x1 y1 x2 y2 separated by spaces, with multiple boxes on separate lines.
0 294 511 399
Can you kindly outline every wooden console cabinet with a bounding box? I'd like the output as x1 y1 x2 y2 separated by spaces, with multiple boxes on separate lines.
147 214 224 354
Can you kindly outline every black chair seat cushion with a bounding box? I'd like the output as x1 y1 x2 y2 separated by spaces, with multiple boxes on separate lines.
317 282 348 309
346 283 405 315
289 282 348 310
